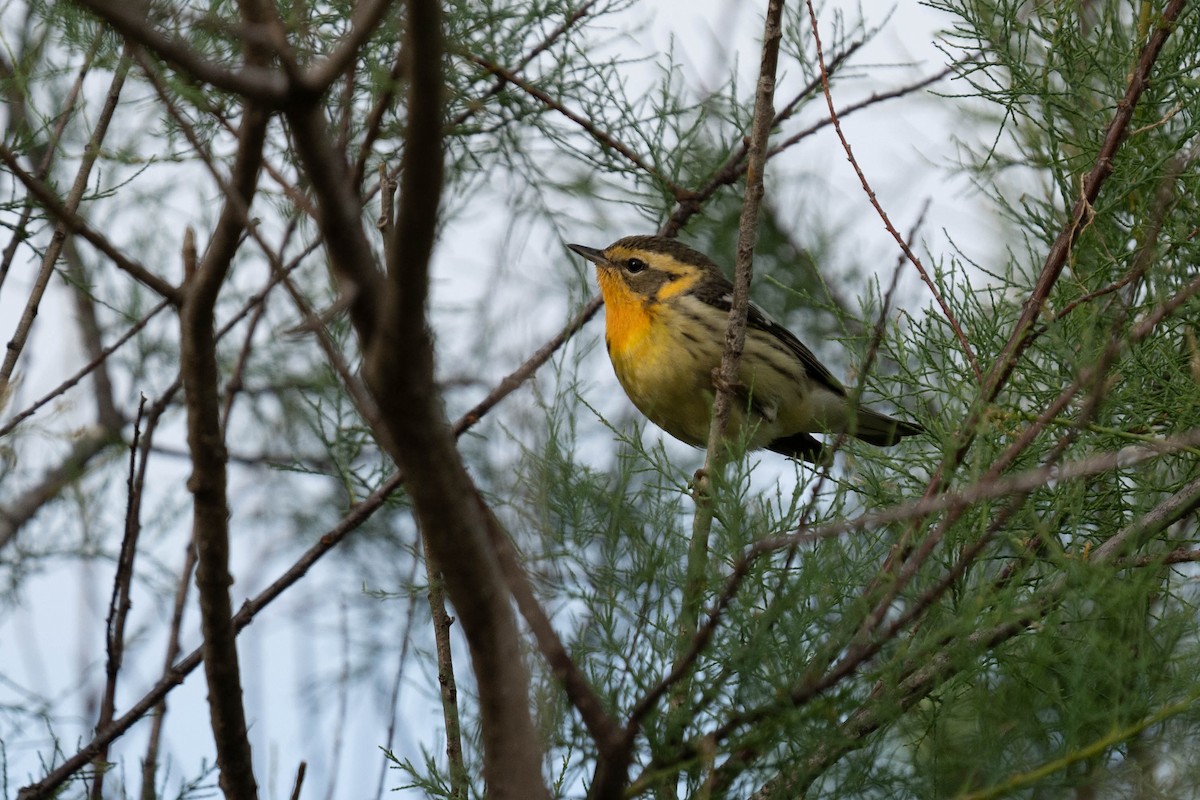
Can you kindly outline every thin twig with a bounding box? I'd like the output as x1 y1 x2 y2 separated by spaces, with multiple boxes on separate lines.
0 141 181 304
0 300 169 439
289 762 307 800
90 394 147 800
0 51 134 392
373 555 423 800
805 1 982 386
0 33 102 295
682 0 786 650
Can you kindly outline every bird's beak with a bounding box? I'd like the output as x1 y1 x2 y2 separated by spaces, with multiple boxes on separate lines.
568 243 606 266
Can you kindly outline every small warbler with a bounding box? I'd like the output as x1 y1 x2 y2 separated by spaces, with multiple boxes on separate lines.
569 235 922 464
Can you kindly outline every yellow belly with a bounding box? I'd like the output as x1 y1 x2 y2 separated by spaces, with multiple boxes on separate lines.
599 272 833 450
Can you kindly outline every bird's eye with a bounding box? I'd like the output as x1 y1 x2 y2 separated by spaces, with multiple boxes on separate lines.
625 257 648 274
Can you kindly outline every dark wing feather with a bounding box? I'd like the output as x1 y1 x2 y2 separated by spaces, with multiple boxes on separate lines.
743 303 845 396
692 280 845 396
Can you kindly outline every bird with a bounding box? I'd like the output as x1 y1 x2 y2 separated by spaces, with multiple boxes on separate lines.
568 235 922 464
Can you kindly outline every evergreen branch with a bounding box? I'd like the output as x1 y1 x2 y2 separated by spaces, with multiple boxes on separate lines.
792 471 1200 794
978 0 1190 406
961 689 1200 800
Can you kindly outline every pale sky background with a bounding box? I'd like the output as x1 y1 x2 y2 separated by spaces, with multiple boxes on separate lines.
0 1 1007 797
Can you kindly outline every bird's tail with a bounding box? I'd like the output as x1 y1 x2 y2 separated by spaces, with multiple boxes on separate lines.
851 407 923 446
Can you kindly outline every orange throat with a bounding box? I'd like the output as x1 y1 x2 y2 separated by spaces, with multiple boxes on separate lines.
597 267 655 360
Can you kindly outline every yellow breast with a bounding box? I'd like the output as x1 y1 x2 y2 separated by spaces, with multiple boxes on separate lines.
597 274 720 446
596 268 655 358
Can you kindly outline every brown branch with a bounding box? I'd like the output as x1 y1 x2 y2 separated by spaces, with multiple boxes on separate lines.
0 142 182 304
373 555 423 800
90 395 147 800
180 94 270 799
377 160 467 798
682 0 785 651
0 51 134 391
1118 546 1200 569
289 762 307 800
359 0 547 795
424 536 469 800
70 0 289 103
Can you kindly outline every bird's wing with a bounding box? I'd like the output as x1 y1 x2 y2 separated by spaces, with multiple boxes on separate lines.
690 277 847 396
743 302 845 395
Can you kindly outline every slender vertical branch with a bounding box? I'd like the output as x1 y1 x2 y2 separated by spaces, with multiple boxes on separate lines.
180 70 270 800
681 0 786 649
90 394 147 800
358 0 548 794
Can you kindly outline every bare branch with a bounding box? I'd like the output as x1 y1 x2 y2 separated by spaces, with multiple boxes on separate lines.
91 395 147 800
70 0 288 103
180 90 270 798
360 0 548 794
